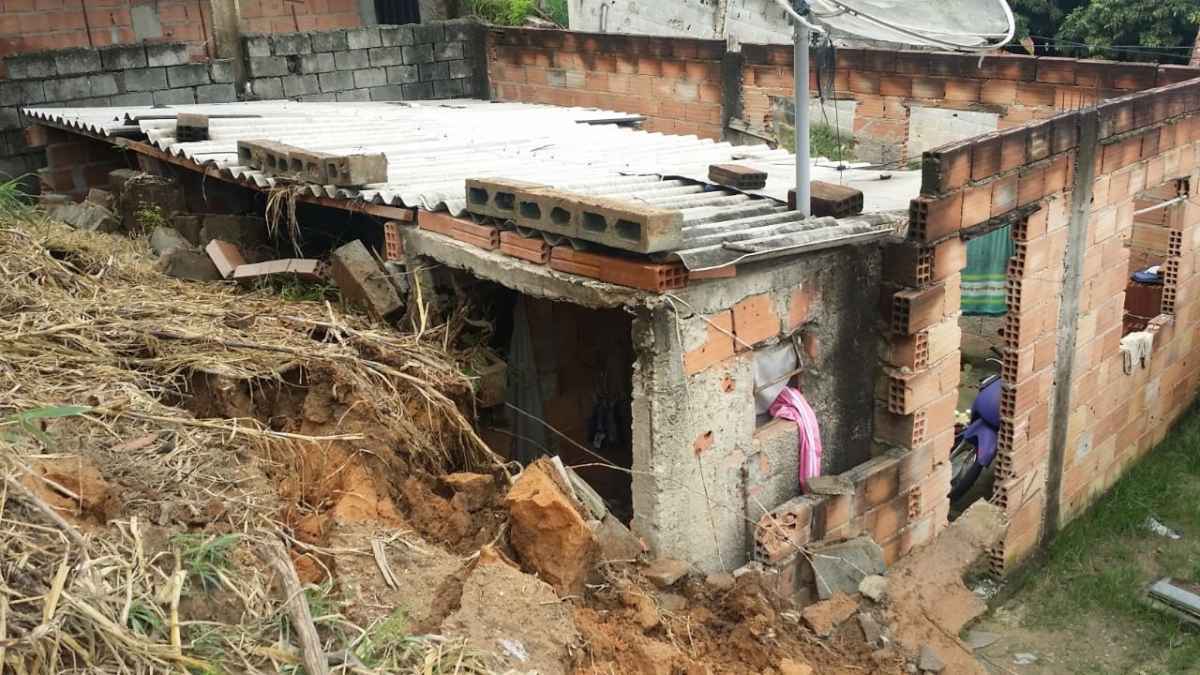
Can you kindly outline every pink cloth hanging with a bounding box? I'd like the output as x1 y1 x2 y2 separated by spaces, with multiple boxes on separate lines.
768 387 823 491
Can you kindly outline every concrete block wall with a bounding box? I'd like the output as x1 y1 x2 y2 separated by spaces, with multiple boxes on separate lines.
0 0 359 61
243 21 485 103
631 246 880 571
0 42 237 180
486 28 726 139
908 76 1200 572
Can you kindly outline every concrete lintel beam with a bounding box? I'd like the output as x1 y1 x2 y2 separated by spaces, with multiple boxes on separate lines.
400 228 649 310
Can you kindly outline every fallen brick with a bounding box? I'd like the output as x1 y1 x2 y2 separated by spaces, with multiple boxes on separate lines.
330 239 404 319
232 258 324 281
205 239 246 279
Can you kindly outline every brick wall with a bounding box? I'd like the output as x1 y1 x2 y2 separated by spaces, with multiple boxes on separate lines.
0 0 360 61
242 21 484 102
904 77 1200 572
486 28 726 139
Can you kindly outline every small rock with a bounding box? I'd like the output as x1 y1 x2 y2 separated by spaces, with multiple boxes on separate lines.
86 187 114 211
643 558 690 588
1013 652 1038 665
705 572 735 592
917 644 945 672
778 658 813 675
857 612 883 646
440 472 495 512
801 592 858 637
150 227 192 256
807 475 855 495
157 248 221 281
657 592 687 613
964 630 1001 651
859 574 888 602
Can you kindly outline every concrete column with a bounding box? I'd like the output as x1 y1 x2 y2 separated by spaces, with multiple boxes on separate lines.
358 0 378 25
208 0 245 84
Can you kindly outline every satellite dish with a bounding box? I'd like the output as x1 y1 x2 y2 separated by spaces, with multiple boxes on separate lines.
769 0 1015 215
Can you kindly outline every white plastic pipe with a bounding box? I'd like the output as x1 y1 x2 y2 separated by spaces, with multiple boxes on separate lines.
793 21 811 217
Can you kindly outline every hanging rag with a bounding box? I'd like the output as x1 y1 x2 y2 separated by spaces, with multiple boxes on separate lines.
768 387 823 491
1119 331 1154 374
961 225 1014 316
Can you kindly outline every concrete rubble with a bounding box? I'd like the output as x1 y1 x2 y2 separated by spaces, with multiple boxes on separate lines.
808 536 886 600
800 592 858 637
330 239 404 319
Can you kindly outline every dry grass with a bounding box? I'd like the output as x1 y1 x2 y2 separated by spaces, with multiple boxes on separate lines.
0 213 504 673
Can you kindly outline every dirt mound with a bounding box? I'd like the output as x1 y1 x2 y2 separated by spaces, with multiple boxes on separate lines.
20 455 120 526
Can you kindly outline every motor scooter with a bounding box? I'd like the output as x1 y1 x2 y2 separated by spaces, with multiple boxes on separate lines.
948 355 1002 502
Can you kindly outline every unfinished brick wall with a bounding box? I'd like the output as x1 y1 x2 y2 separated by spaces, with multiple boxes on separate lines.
907 76 1200 572
0 0 360 60
740 44 1200 164
486 28 726 139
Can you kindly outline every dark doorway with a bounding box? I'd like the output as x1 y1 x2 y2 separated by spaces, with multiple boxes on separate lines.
374 0 420 24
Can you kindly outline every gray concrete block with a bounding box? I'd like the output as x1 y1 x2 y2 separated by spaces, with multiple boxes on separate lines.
419 61 448 82
369 46 404 67
153 87 196 105
401 81 433 99
282 74 320 97
124 67 168 92
44 76 92 102
403 44 434 65
248 56 288 78
299 93 337 102
53 48 101 75
209 59 236 83
336 88 371 102
353 68 386 88
146 43 189 67
443 18 479 42
386 65 419 84
111 92 155 106
331 239 403 318
310 29 348 52
334 50 370 70
5 53 56 80
448 59 472 80
90 73 119 97
411 22 444 44
318 70 355 92
244 34 271 58
369 85 406 101
434 41 463 61
379 25 414 46
433 77 463 99
250 77 285 99
271 32 311 55
299 52 335 73
346 26 382 50
167 63 210 88
159 249 221 281
0 80 46 105
100 44 147 71
195 83 238 103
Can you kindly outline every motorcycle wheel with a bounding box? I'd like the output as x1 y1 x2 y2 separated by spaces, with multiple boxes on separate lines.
948 440 984 502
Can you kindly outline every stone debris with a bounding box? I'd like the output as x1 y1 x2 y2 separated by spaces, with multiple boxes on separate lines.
801 592 858 637
808 536 886 600
807 474 855 495
592 513 643 563
859 574 889 602
86 187 114 211
643 558 691 588
157 248 222 281
330 239 404 319
50 201 121 233
857 612 884 646
504 458 597 594
149 227 191 256
917 644 945 672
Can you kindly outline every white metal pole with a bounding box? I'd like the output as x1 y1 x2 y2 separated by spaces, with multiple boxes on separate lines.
793 22 811 217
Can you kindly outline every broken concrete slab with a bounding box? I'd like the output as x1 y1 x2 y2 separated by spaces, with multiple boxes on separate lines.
149 227 191 256
801 592 857 637
504 458 597 594
86 187 114 211
593 513 643 563
330 239 404 319
857 612 883 646
51 201 121 233
643 558 690 588
859 574 889 603
205 240 245 279
157 248 221 281
808 536 886 600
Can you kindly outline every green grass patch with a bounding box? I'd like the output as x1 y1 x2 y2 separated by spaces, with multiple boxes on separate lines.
1013 404 1200 672
172 533 240 592
778 122 855 162
0 175 37 221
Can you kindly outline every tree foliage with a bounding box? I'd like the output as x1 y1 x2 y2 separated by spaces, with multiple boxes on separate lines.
1010 0 1199 63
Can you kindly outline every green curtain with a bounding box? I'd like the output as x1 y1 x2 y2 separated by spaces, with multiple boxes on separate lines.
961 225 1013 316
